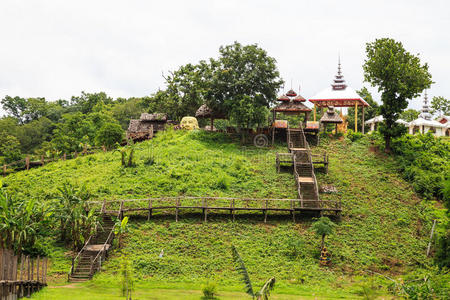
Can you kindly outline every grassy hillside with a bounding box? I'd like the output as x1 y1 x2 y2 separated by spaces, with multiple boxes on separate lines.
4 130 444 299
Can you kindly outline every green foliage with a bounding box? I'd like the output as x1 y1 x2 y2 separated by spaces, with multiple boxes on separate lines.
400 109 420 122
0 189 48 254
201 281 218 299
431 96 449 116
345 129 364 142
54 183 99 250
363 38 433 150
231 245 254 297
119 253 134 300
0 132 22 163
230 95 270 129
389 269 450 299
95 122 124 149
390 133 449 200
434 228 450 268
206 42 283 119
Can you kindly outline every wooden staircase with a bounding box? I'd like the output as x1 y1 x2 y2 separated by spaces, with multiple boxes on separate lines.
288 127 320 209
69 214 115 282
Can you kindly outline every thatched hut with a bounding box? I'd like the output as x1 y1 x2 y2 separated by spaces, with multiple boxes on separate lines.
126 113 168 140
195 104 227 131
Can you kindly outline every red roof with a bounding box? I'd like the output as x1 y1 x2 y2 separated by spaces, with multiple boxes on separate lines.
286 89 297 97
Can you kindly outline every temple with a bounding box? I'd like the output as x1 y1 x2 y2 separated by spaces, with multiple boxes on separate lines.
408 91 447 136
309 58 370 133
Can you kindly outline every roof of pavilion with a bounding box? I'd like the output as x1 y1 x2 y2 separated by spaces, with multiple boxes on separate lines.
309 59 369 107
272 101 311 113
320 106 343 123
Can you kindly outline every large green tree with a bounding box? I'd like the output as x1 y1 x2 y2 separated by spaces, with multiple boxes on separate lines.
206 42 284 119
400 109 420 122
363 38 432 151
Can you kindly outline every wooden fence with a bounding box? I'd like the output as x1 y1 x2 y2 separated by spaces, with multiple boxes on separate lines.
94 196 341 223
2 146 108 177
0 249 47 300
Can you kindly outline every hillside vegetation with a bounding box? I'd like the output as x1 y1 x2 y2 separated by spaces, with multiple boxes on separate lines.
3 130 447 298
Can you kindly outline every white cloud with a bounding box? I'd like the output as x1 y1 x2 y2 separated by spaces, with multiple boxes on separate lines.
0 0 448 115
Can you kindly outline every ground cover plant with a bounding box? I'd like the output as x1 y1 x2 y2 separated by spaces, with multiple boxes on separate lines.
3 130 448 298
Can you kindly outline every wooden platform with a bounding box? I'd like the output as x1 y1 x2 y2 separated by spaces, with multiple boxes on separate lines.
297 177 314 183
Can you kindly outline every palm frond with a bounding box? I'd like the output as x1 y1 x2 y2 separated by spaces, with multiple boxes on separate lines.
256 277 276 300
231 245 254 297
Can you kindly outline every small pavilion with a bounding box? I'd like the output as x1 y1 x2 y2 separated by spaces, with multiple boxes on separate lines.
320 106 343 133
365 115 408 132
309 59 370 133
272 88 312 127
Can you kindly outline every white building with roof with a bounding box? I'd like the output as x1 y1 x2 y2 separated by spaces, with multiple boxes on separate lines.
408 92 446 137
365 115 408 132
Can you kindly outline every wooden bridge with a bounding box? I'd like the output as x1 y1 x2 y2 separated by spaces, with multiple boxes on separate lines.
0 249 47 300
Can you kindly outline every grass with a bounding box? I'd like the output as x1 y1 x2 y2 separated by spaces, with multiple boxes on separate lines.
4 129 445 298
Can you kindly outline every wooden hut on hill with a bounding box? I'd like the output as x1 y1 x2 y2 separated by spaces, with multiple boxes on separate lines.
127 113 168 140
195 104 227 131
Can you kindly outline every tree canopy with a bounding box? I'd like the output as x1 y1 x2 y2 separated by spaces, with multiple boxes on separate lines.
363 38 432 151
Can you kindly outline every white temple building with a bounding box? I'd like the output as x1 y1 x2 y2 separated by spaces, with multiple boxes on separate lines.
408 92 446 137
365 115 408 132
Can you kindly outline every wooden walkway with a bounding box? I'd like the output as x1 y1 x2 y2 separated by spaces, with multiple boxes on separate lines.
95 196 341 223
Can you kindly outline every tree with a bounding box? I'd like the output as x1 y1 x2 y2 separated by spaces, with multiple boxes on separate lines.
1 96 27 123
363 38 432 152
311 217 335 249
347 87 379 132
230 95 270 129
206 42 284 119
431 96 449 116
95 123 124 149
400 109 420 122
70 92 113 114
231 245 276 300
0 132 22 163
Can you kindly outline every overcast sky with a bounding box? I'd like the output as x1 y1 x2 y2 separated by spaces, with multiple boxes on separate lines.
0 0 448 116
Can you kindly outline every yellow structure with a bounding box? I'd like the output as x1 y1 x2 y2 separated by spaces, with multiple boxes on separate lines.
180 116 199 130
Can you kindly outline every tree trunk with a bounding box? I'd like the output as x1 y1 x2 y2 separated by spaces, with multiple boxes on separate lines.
321 234 325 249
384 135 391 153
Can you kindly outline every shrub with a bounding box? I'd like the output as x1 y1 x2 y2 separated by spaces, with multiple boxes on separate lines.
346 129 364 142
95 122 124 149
201 281 218 299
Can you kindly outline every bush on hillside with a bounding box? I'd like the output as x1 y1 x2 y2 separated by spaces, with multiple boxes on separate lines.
95 122 124 149
346 129 364 142
391 133 449 200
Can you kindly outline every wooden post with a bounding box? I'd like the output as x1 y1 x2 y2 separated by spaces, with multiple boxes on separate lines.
210 118 214 131
313 104 317 122
31 259 34 281
119 200 124 220
175 198 179 222
26 156 30 170
147 199 152 221
362 104 365 134
203 198 208 222
63 153 66 160
354 102 358 133
27 257 30 281
36 256 40 282
149 125 154 139
43 257 48 284
20 255 24 281
41 155 45 166
101 200 106 214
426 219 437 257
264 200 268 223
102 145 107 152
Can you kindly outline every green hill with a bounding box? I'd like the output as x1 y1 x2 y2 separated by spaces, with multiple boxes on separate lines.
3 130 444 299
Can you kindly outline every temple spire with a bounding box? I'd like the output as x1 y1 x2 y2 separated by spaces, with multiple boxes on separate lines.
332 56 347 90
419 90 432 120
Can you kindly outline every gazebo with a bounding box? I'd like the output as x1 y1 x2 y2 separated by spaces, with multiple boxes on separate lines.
309 59 370 133
272 88 312 127
365 115 408 132
195 104 227 131
320 106 343 133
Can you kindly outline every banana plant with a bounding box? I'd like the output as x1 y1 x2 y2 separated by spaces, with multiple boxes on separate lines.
231 245 276 300
114 217 129 248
